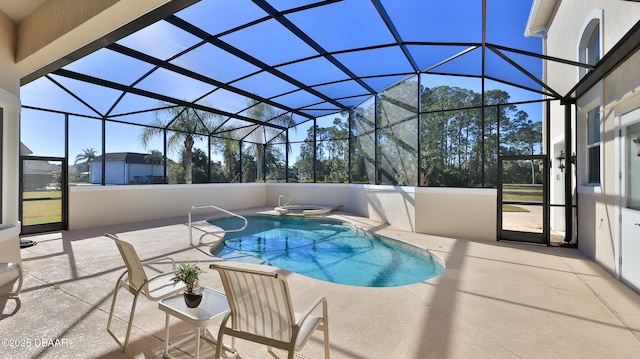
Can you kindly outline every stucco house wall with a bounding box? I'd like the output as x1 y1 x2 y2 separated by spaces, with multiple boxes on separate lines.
543 0 640 280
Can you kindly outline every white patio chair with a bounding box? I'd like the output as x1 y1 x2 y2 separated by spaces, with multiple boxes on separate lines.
210 263 329 359
0 262 23 297
105 233 185 352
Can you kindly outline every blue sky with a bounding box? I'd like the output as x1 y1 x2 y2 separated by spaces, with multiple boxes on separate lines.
20 0 544 165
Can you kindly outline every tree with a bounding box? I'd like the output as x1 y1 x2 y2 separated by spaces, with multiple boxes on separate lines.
140 104 218 184
245 99 296 181
75 148 97 169
210 135 240 182
378 80 419 185
241 151 257 182
420 86 482 186
419 86 541 187
166 147 209 184
350 104 377 184
505 112 543 184
74 147 97 183
295 117 349 183
144 149 164 165
264 144 286 181
294 126 316 182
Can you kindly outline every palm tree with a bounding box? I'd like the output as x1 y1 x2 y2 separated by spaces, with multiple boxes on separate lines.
139 104 217 184
144 149 164 165
245 99 296 181
74 148 97 172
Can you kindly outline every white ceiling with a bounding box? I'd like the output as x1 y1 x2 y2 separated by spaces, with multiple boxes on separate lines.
0 0 46 22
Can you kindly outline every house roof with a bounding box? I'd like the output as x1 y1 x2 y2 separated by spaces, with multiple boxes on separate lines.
91 152 151 165
20 142 33 155
23 159 61 174
524 0 560 38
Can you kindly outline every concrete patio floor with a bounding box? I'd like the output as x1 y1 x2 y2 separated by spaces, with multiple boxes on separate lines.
2 209 640 358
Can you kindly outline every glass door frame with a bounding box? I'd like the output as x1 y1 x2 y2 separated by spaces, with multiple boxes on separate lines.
497 154 550 245
19 156 68 235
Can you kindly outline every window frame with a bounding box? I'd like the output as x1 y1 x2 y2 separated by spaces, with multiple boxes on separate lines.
626 121 640 210
620 107 640 210
586 107 601 185
577 9 603 80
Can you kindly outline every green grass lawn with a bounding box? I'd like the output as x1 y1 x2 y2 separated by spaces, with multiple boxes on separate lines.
22 191 62 225
503 204 529 212
502 183 543 202
502 184 542 213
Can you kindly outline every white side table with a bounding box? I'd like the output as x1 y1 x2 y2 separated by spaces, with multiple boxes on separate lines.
159 287 236 359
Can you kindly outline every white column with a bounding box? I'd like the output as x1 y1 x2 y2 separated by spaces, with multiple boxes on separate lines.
0 10 23 288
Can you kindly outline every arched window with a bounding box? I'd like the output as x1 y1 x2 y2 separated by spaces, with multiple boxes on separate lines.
578 11 603 187
578 17 601 79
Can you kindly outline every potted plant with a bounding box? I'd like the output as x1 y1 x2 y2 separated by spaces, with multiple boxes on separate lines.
171 262 203 308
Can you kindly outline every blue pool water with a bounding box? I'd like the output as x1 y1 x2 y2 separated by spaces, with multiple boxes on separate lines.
209 215 444 287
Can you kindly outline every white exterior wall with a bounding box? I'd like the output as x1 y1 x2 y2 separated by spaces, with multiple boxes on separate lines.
265 183 352 210
350 185 416 232
70 183 497 241
69 183 267 230
106 162 126 184
266 183 417 232
610 55 640 290
545 0 640 276
0 10 22 291
415 187 497 242
0 0 173 292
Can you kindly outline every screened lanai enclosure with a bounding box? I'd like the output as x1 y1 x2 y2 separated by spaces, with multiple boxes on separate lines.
18 0 594 241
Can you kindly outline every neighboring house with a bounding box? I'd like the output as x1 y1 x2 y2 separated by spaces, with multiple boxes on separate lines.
526 0 640 291
20 142 61 190
70 162 88 176
22 159 61 191
20 142 33 156
90 152 164 185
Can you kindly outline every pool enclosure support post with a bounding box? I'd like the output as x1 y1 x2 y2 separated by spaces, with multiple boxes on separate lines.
374 94 379 185
207 135 211 183
101 117 106 185
417 74 422 186
64 115 69 230
348 110 353 184
262 143 266 182
239 141 243 183
163 129 168 184
563 98 575 243
313 118 317 183
481 0 486 187
285 129 289 182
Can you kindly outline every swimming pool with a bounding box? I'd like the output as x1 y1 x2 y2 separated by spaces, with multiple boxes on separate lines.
209 215 444 287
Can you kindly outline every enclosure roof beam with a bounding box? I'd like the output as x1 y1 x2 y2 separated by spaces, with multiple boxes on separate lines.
52 68 287 131
252 0 377 95
107 43 313 120
165 15 350 112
